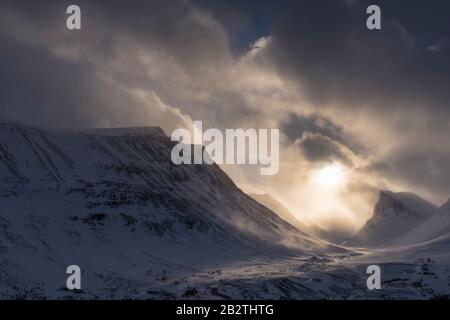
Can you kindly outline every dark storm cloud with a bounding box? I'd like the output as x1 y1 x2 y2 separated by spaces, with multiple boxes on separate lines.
365 151 450 203
298 133 354 166
2 0 450 204
0 0 228 129
281 113 362 165
0 32 182 129
192 0 275 54
0 33 145 128
0 38 91 127
283 113 345 143
4 0 448 126
196 0 450 200
200 0 450 112
282 112 364 154
267 0 450 112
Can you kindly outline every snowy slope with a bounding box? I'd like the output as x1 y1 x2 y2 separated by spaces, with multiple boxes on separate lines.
0 120 343 298
392 198 450 247
4 120 449 299
343 191 438 248
250 193 329 241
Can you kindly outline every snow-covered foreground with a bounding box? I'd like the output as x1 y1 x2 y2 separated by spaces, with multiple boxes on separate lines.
159 253 450 300
1 120 450 300
4 250 449 299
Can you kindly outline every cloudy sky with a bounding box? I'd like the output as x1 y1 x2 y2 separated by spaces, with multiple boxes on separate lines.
1 0 449 236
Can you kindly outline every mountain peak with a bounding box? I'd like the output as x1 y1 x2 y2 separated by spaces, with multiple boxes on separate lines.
375 190 437 219
344 190 437 247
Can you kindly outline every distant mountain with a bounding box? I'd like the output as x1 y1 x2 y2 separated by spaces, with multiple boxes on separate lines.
393 198 450 247
0 120 342 298
343 190 438 248
250 193 329 241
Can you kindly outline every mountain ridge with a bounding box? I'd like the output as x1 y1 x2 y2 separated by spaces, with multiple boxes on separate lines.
343 190 438 248
249 193 330 241
0 120 343 298
393 197 450 247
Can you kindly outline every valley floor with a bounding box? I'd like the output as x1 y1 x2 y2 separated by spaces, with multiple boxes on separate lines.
140 252 450 300
10 250 449 300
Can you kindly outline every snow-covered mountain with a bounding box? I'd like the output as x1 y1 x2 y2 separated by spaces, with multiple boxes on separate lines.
4 120 450 299
392 198 450 247
250 193 329 241
343 191 438 248
0 120 342 298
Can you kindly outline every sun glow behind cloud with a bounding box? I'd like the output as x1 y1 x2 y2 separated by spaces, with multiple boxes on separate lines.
304 162 357 230
312 162 347 189
262 157 372 239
